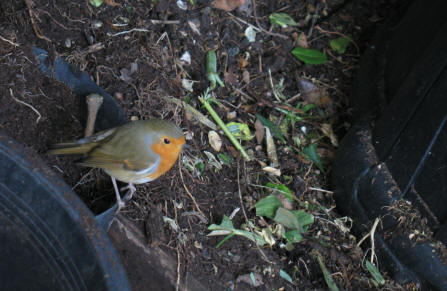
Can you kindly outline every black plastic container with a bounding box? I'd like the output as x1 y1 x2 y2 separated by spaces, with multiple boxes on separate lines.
0 132 130 290
333 0 447 289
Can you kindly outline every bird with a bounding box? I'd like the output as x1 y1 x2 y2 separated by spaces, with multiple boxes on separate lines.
49 119 186 210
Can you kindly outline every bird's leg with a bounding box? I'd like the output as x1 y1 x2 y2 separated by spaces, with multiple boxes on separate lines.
121 183 136 202
111 176 126 211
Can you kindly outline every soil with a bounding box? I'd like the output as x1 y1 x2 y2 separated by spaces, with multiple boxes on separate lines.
0 0 411 290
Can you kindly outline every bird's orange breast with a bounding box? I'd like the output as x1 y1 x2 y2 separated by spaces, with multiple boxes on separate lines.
148 135 185 180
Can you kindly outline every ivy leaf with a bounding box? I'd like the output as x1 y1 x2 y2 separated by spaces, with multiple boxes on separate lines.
292 47 327 65
302 144 325 173
330 37 351 54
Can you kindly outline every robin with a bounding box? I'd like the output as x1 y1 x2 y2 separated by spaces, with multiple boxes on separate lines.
49 119 186 210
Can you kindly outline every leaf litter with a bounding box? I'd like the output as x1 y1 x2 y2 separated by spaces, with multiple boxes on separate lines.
0 0 412 289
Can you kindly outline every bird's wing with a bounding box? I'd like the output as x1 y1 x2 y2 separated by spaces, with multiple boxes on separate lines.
79 152 160 172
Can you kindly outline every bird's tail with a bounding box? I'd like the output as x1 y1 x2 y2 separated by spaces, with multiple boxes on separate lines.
48 142 96 155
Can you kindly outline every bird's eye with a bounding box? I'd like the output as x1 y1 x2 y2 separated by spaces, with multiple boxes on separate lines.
164 138 171 144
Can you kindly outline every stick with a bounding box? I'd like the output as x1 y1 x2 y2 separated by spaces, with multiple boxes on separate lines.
9 88 42 123
84 94 103 137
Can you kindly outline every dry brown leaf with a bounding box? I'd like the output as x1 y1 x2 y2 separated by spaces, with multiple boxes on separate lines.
105 0 121 6
213 0 246 11
298 32 309 48
242 70 250 84
298 79 332 107
321 123 338 147
317 147 335 161
224 69 238 86
254 118 264 144
265 127 278 167
208 130 222 152
238 55 249 69
262 166 281 176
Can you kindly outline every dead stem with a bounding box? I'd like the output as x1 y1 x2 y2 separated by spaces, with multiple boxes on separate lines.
9 88 42 123
24 0 52 42
237 159 273 264
0 34 19 47
178 158 208 223
251 0 289 40
176 245 181 291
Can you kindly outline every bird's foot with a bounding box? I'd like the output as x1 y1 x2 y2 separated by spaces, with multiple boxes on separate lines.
121 183 136 202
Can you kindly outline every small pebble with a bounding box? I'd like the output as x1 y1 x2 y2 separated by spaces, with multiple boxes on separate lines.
226 111 236 120
65 38 72 48
91 20 103 29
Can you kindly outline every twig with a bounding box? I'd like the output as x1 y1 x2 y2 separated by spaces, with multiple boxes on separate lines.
357 217 380 264
0 34 19 47
112 28 150 37
178 158 208 222
251 0 289 40
24 0 51 42
85 94 103 137
150 19 180 25
307 3 320 38
176 245 181 291
227 13 262 32
268 69 281 102
308 187 334 194
9 88 42 123
237 159 273 264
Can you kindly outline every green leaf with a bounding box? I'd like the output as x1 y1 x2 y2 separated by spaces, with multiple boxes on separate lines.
330 37 351 54
255 195 281 219
316 253 339 291
89 0 103 7
279 269 293 284
195 161 205 175
266 182 294 202
273 207 302 231
292 210 314 229
255 114 286 143
283 229 303 243
366 261 385 286
302 144 325 173
206 50 225 89
249 272 257 286
208 216 267 247
302 103 317 113
291 47 327 65
226 122 253 140
269 13 298 28
217 153 233 165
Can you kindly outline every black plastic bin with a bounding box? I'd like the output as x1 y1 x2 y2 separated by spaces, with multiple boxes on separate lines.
332 0 447 289
0 131 130 291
